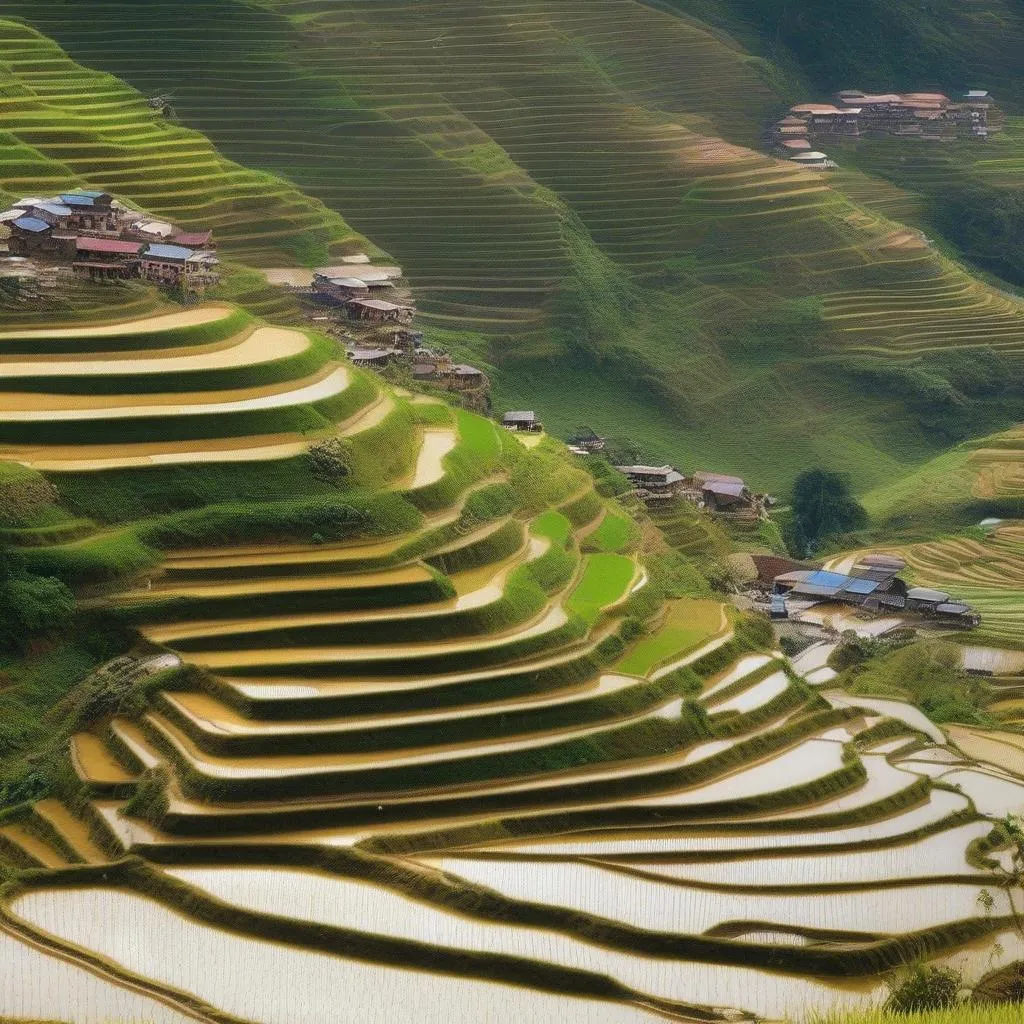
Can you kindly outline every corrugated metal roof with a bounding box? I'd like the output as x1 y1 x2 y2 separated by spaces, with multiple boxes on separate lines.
703 480 747 497
60 193 98 207
805 570 851 588
173 231 213 246
76 237 141 254
843 577 880 595
143 243 194 261
323 277 368 288
907 587 950 603
34 202 73 216
12 217 50 233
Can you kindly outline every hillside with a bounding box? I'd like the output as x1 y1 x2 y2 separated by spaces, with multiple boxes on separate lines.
3 2 1024 492
1 301 1023 1022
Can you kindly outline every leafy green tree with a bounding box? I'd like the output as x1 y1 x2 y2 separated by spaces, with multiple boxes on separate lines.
788 468 867 556
0 541 75 653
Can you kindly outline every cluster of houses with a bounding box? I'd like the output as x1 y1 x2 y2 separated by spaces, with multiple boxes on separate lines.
342 332 487 395
771 89 1001 167
767 553 979 629
308 262 488 401
312 265 415 326
0 191 219 291
614 465 769 518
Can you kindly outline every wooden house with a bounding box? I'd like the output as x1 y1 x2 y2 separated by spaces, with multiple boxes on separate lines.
8 216 75 259
59 191 120 234
313 273 370 304
503 411 542 433
184 250 220 291
73 237 142 280
346 346 400 368
615 464 684 499
139 244 218 290
347 298 407 323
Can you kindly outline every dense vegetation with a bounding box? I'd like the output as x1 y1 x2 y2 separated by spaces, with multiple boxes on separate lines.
788 468 868 557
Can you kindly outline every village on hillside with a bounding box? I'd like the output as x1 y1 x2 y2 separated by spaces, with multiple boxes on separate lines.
769 88 1002 169
277 265 491 409
735 551 980 644
0 190 220 292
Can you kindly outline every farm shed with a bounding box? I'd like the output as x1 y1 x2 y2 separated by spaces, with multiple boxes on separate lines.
503 411 542 432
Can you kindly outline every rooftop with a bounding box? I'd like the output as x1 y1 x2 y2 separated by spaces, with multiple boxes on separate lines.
34 202 73 217
320 276 368 288
791 103 845 114
907 586 951 603
59 191 108 207
76 237 141 255
142 243 194 261
173 231 213 246
12 217 50 233
703 480 748 498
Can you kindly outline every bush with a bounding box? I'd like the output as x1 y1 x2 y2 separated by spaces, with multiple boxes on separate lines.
307 437 353 483
0 545 76 654
885 964 962 1014
843 639 993 726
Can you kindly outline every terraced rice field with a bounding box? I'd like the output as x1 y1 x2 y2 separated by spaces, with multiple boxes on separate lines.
0 19 367 268
0 10 1023 1014
2 308 1023 1022
0 302 371 469
6 5 1024 491
873 522 1024 648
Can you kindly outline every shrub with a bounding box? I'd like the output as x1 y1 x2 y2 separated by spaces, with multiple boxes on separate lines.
885 964 962 1014
307 437 353 483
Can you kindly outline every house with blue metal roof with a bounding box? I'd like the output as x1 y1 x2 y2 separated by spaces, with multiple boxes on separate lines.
771 560 978 627
143 243 194 262
11 217 50 234
139 243 219 291
60 190 112 208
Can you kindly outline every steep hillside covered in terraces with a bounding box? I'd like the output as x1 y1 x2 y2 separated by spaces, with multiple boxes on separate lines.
3 2 1024 490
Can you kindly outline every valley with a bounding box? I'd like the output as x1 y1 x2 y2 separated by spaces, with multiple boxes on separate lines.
0 4 1023 1023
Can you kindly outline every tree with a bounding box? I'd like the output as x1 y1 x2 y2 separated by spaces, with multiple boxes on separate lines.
789 468 867 556
0 541 75 654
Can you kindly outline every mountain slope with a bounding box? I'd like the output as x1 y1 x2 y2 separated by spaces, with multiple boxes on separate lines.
1 3 1024 493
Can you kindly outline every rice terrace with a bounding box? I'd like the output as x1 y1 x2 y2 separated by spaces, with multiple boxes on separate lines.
0 3 1023 1024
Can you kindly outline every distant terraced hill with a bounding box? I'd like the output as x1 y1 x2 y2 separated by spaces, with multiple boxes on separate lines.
6 1 1024 493
0 19 370 281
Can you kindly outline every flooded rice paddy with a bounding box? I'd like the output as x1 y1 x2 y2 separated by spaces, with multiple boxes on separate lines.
12 888 666 1024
